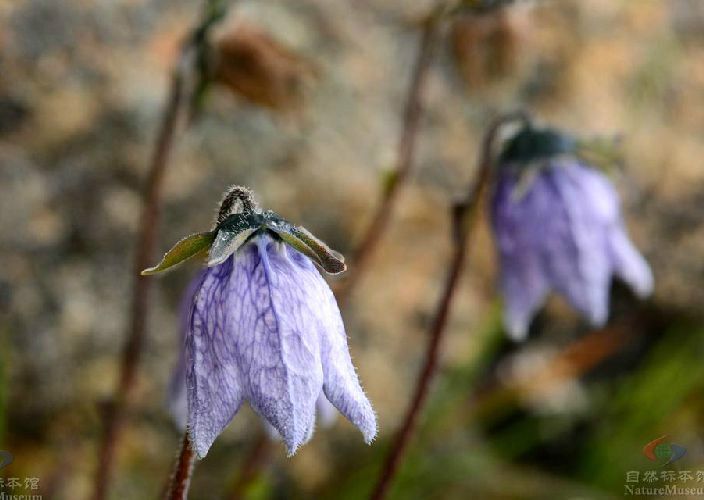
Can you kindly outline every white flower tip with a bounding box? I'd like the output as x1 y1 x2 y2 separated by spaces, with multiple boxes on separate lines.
631 263 654 299
284 442 300 457
362 425 378 445
357 406 378 444
507 325 529 342
281 429 304 457
351 406 377 445
187 425 210 460
586 300 609 329
506 314 530 342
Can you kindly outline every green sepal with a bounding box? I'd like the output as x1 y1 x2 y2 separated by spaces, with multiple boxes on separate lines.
262 211 346 275
141 231 216 276
155 209 347 276
499 124 576 165
575 136 624 174
277 228 346 275
208 212 267 266
208 227 258 266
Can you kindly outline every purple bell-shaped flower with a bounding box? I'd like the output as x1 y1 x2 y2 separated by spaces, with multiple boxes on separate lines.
490 125 653 340
147 186 377 458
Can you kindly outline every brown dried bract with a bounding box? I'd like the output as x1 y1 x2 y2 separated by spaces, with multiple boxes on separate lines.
450 8 526 89
212 23 316 112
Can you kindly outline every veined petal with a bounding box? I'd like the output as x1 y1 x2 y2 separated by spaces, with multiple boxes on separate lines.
167 271 206 431
263 393 337 442
231 235 322 455
186 261 245 459
609 225 653 297
491 174 549 340
540 163 611 326
265 241 376 442
313 270 377 442
167 350 187 431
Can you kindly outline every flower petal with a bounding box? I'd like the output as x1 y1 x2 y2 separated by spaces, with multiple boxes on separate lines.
186 260 245 459
609 225 653 297
314 272 377 442
168 270 208 431
231 236 322 455
262 240 376 441
491 174 550 340
540 163 612 326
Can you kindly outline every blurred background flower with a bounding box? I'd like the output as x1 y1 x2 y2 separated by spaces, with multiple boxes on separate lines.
490 124 653 340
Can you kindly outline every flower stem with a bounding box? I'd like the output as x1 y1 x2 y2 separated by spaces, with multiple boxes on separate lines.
92 45 194 500
92 1 232 495
336 4 446 305
164 433 197 500
368 112 527 500
226 5 449 494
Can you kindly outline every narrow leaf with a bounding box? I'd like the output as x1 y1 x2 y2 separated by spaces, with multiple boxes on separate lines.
141 232 215 276
277 225 346 275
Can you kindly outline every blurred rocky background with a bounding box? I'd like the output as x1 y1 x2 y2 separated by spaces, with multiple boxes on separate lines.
2 0 704 498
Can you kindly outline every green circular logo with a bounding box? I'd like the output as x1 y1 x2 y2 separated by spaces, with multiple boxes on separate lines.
654 443 673 461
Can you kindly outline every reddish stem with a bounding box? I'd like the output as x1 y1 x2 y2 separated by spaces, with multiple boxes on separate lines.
164 433 197 500
92 50 193 500
336 8 443 305
368 113 526 500
224 6 447 495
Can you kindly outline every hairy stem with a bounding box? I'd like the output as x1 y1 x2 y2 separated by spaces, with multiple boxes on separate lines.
164 433 197 500
92 48 194 500
369 112 526 500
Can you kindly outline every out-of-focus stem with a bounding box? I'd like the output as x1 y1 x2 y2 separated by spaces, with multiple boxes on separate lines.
335 5 446 305
92 1 230 494
223 4 448 496
92 47 194 500
164 433 197 500
369 112 527 500
225 432 272 500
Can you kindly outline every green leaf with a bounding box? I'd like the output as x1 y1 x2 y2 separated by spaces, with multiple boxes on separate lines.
141 232 215 276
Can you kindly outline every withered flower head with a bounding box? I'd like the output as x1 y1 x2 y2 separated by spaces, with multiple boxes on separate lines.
211 23 316 111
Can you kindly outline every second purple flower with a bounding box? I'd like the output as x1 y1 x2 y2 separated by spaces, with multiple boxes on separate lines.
490 124 653 340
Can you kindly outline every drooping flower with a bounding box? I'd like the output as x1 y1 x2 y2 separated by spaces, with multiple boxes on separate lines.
167 269 205 431
146 186 376 458
490 124 653 340
167 271 339 439
262 394 338 441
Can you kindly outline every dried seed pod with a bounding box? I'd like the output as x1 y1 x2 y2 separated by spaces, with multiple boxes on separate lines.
211 23 316 111
450 7 526 89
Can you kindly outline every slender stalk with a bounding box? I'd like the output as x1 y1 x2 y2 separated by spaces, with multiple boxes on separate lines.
336 5 446 305
93 2 231 494
369 112 527 500
164 433 197 500
224 5 449 495
92 48 194 500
